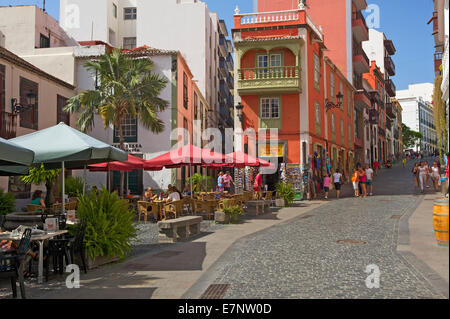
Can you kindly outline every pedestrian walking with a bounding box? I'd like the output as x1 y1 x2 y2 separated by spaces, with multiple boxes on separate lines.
253 172 263 199
402 154 407 168
373 160 380 176
359 167 368 197
365 164 374 196
323 174 331 199
223 171 235 194
217 171 225 194
351 168 360 197
431 162 440 192
418 162 429 193
412 163 420 190
332 169 343 199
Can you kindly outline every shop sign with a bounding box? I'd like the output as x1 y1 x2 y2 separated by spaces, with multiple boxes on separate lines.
259 144 284 158
112 143 143 153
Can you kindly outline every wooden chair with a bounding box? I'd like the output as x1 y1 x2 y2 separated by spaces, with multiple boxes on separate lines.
181 198 194 216
65 201 78 211
27 204 45 212
163 200 184 220
264 191 273 201
51 203 62 213
137 201 159 223
192 199 212 220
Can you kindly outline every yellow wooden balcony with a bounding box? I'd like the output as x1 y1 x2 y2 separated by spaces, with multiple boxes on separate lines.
237 66 301 94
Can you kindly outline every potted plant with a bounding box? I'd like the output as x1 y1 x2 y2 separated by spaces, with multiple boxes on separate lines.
275 182 296 207
59 176 84 198
76 188 136 269
186 173 213 194
223 205 243 224
0 189 15 229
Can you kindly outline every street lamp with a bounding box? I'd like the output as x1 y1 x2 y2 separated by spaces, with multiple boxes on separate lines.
11 91 36 114
235 102 244 123
325 92 344 112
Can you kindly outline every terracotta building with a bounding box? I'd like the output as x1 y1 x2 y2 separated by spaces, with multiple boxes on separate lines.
232 4 355 191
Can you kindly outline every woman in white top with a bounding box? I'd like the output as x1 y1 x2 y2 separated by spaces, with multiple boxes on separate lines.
431 162 441 192
332 169 343 199
418 162 429 193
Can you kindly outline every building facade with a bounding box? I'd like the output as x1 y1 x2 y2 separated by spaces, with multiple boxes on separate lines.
233 5 355 191
60 0 234 137
397 83 438 154
429 0 449 152
256 0 372 166
362 29 397 160
72 45 214 194
0 46 76 205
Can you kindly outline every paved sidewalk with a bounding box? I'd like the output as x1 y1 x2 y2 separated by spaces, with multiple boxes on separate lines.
0 200 326 299
183 161 449 299
398 192 449 298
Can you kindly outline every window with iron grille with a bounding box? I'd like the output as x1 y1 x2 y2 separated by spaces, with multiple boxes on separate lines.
114 115 137 143
339 81 344 110
124 7 137 20
19 77 38 130
183 72 188 109
57 95 70 125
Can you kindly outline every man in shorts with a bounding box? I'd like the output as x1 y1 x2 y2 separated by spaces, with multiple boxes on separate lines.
332 169 343 199
365 164 374 196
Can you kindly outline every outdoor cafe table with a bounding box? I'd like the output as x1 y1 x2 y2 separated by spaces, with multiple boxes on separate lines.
0 230 68 284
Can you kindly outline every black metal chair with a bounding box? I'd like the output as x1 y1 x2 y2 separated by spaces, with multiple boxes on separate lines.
0 228 32 299
43 220 87 281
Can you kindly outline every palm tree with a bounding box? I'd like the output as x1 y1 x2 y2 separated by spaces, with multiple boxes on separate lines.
65 49 169 194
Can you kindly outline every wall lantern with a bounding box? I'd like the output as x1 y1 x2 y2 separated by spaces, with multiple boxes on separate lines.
11 90 36 114
235 102 244 122
325 92 344 112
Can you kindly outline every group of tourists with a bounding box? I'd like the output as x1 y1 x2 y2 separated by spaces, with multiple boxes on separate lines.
320 163 375 200
412 160 442 193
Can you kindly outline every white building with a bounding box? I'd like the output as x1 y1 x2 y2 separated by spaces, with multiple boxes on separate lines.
60 0 234 131
362 29 397 159
0 5 214 195
397 83 438 154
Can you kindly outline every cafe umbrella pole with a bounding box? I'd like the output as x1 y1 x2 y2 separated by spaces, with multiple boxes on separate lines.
83 165 87 196
62 161 65 215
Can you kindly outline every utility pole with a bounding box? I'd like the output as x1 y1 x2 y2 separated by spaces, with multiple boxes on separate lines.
43 0 46 12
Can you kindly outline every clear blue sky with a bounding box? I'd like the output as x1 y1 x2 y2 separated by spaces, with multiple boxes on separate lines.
0 0 436 90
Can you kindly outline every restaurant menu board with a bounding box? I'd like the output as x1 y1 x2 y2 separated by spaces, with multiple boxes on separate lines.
285 163 302 190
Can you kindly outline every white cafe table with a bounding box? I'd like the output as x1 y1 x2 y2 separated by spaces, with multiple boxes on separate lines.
0 230 68 284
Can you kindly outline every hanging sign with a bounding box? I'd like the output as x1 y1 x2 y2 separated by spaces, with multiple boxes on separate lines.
258 144 284 158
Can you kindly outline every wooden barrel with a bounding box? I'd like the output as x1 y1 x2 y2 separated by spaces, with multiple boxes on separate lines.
433 198 449 247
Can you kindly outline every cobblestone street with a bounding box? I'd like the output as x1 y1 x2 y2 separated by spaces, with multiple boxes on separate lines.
186 161 449 299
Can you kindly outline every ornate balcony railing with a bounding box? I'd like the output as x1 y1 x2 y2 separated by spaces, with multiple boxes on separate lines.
384 56 396 76
385 79 396 97
238 66 300 93
234 9 323 42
